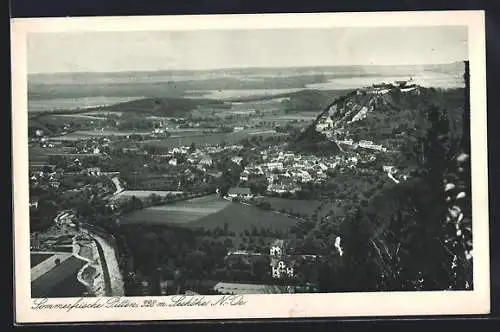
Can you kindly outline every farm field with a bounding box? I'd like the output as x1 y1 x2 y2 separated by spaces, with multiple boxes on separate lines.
121 195 231 225
52 114 108 120
123 174 185 191
71 130 151 137
50 130 152 141
114 190 184 199
274 112 318 121
140 130 286 149
254 197 344 220
29 153 50 164
29 146 71 163
121 194 299 233
84 111 123 117
189 201 299 233
30 114 101 129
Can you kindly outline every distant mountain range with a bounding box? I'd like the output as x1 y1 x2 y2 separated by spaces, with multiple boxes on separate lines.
29 61 465 78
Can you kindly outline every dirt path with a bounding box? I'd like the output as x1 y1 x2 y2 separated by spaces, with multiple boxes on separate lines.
111 176 124 195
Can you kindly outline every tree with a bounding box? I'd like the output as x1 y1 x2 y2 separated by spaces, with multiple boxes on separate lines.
185 251 208 279
136 232 161 274
249 179 269 195
189 142 197 153
130 196 144 210
256 201 272 210
223 238 233 248
336 208 379 291
441 61 472 290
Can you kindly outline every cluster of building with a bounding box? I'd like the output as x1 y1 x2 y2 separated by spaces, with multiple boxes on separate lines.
269 237 344 279
269 239 295 279
72 137 111 155
337 139 388 152
152 144 244 173
171 148 213 171
365 79 418 95
239 148 341 194
54 210 78 227
29 164 62 190
29 157 118 214
30 130 58 148
223 239 322 282
225 144 386 198
315 110 389 156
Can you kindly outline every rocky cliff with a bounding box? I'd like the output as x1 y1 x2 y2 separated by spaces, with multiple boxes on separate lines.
293 80 465 164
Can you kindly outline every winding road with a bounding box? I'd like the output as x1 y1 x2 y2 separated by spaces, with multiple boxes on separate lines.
92 232 124 296
110 176 124 195
387 172 400 184
81 224 124 296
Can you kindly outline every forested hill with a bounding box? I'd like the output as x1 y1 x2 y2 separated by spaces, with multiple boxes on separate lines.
102 97 230 117
292 82 465 161
288 64 472 292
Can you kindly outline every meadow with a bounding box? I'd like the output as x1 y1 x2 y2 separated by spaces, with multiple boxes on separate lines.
114 190 184 199
50 130 153 141
188 202 299 233
254 197 343 220
52 114 108 120
29 146 70 163
140 130 286 149
121 195 231 225
120 195 299 233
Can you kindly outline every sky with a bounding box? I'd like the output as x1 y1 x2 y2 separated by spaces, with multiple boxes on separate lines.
27 26 468 74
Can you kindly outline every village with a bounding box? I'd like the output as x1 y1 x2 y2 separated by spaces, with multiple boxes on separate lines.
19 16 474 306
27 79 419 297
28 126 406 295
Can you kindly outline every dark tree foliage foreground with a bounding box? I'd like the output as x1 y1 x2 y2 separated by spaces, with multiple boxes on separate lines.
308 62 473 292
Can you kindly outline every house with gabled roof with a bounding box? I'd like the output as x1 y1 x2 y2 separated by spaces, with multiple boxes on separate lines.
227 187 253 199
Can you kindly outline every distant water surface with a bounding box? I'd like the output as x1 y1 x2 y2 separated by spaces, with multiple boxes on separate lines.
27 64 465 111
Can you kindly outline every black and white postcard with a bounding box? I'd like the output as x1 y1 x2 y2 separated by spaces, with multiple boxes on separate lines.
11 11 490 323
